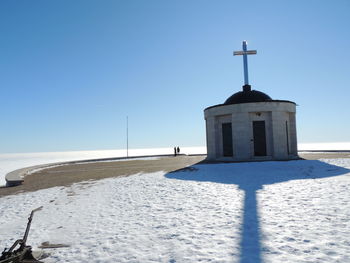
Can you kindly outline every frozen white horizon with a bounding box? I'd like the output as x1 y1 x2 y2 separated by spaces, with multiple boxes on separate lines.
298 142 350 151
1 142 350 186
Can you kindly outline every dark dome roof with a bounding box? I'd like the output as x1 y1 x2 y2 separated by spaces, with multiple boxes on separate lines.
224 85 272 105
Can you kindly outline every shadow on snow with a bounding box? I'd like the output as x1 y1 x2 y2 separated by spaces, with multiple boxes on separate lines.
165 160 350 263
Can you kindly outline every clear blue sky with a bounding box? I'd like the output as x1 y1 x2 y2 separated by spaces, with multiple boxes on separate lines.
1 0 350 153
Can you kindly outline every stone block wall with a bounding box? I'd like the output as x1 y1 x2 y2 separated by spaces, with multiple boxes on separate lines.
204 101 298 161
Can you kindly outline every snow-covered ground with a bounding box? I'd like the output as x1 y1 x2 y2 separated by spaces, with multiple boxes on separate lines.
0 147 206 186
1 158 350 262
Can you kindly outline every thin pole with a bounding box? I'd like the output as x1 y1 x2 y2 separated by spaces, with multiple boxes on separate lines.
126 116 129 158
242 40 249 85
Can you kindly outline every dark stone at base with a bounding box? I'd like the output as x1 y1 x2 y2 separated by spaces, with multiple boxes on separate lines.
242 84 251 92
5 179 23 187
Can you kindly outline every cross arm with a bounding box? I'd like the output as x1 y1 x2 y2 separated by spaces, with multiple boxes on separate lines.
233 50 257 56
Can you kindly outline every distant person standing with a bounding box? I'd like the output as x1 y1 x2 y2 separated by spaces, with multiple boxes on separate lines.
174 147 177 156
177 146 180 155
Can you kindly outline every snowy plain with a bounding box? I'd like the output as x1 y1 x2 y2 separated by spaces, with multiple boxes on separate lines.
1 143 350 262
0 154 350 262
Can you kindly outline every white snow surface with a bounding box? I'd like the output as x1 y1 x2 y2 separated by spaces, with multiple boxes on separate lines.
0 147 206 185
1 158 350 262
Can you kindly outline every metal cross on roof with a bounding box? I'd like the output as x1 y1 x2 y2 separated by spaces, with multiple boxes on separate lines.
233 40 257 86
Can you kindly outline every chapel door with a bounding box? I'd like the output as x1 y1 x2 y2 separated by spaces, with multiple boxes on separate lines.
252 121 267 156
222 123 233 157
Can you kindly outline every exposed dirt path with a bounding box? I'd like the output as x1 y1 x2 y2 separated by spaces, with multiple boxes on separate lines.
0 156 205 197
1 152 349 197
299 152 350 160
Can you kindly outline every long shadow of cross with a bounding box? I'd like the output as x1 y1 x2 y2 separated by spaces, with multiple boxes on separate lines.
165 159 350 263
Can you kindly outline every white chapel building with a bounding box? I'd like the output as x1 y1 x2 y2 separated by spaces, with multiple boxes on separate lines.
204 41 298 161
